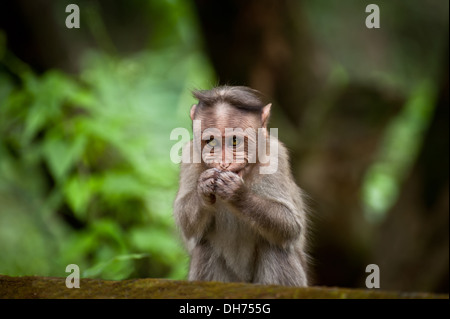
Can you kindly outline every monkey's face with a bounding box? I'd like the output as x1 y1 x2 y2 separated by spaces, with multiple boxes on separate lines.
194 104 262 177
201 133 251 176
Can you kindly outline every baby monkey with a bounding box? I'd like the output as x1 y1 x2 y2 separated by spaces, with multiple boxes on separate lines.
173 86 309 286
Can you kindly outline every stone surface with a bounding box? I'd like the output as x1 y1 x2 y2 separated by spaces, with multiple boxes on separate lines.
0 275 447 299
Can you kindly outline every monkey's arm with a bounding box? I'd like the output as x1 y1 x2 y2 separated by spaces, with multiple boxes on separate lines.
215 170 305 246
173 162 215 242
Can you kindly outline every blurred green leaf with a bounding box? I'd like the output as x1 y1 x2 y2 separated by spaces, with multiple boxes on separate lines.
362 81 438 222
82 253 148 279
43 134 87 183
0 0 212 281
64 176 92 219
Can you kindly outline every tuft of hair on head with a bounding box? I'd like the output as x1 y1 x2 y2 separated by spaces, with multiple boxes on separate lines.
192 86 266 114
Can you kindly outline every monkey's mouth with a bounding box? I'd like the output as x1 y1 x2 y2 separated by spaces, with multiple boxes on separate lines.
210 161 248 177
212 167 245 178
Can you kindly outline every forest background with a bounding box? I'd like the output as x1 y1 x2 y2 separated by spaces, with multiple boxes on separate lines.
0 0 448 293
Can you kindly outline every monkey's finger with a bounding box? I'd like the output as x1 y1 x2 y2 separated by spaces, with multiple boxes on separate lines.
215 177 240 191
218 171 242 184
199 169 219 181
215 178 225 187
199 173 217 183
199 178 217 190
198 181 216 194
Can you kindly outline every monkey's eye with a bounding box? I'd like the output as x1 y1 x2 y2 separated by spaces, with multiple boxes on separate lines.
207 137 219 147
228 136 243 148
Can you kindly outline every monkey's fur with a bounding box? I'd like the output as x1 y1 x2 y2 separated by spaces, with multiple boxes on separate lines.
174 86 309 286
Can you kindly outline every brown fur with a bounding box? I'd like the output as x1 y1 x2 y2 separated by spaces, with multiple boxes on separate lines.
173 86 309 286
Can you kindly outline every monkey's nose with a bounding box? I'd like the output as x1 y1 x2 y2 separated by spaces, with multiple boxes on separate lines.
219 163 230 170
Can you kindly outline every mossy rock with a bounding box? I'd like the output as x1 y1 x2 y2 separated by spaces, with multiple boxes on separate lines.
0 275 447 299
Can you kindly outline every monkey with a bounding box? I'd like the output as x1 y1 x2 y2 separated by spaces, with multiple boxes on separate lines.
173 86 309 286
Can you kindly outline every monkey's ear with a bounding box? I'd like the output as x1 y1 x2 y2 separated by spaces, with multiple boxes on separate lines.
261 103 272 128
190 104 197 120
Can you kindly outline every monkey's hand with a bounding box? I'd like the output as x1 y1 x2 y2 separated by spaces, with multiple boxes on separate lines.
197 168 220 205
215 171 245 202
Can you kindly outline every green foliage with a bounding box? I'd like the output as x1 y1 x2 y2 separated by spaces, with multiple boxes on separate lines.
0 1 214 280
362 81 437 222
303 0 446 223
